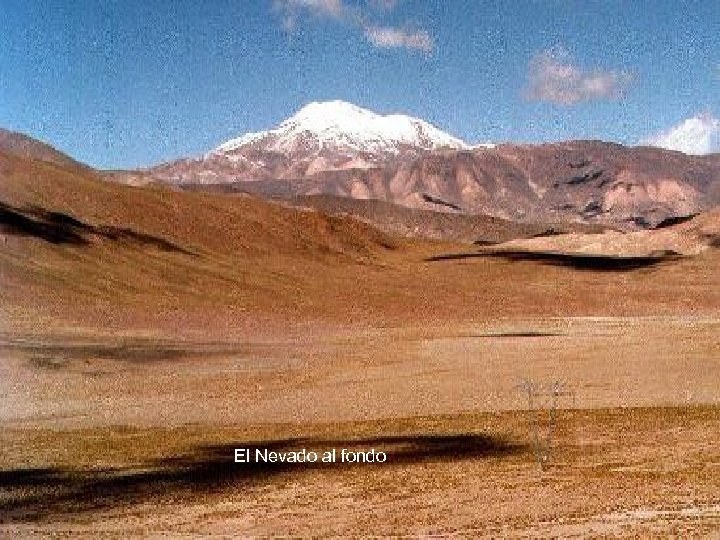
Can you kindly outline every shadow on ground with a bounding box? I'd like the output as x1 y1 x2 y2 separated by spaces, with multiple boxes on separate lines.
0 200 193 254
425 249 681 271
0 337 254 370
0 433 524 521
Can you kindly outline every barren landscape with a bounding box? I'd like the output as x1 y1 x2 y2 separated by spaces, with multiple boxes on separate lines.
1 126 720 536
5 1 720 535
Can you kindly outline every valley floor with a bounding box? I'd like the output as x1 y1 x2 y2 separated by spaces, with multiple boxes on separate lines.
1 317 719 537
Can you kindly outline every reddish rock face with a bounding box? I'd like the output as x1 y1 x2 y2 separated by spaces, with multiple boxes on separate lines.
133 140 720 229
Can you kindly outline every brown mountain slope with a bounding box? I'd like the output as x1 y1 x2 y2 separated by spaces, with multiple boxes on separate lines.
0 150 396 261
273 194 605 244
0 128 88 172
488 207 720 258
0 148 404 334
133 141 720 229
494 141 720 226
178 181 608 243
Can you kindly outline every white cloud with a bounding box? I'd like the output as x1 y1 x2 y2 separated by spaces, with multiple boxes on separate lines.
274 0 347 29
272 0 432 53
525 48 634 105
643 113 720 155
364 26 433 52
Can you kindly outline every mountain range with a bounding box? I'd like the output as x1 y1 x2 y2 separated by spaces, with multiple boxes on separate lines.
3 100 720 231
108 101 720 229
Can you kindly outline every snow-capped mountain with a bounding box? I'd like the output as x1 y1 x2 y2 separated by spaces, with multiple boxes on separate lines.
140 100 478 186
117 107 720 229
214 100 469 155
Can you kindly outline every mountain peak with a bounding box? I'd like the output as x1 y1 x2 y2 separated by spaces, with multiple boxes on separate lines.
214 100 469 155
291 99 370 117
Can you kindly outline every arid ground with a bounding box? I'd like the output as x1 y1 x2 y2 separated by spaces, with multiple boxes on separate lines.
1 319 720 537
2 318 720 536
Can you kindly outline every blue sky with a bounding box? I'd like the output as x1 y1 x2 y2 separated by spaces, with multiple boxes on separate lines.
1 0 718 168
